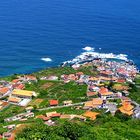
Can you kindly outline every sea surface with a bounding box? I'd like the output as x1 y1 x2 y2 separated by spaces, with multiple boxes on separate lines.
0 0 140 76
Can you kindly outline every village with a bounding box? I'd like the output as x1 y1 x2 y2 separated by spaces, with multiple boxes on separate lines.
0 58 140 140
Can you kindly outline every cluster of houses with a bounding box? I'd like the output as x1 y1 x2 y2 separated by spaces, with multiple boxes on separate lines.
4 112 34 122
0 124 16 140
0 75 37 109
48 99 73 106
36 110 100 126
0 59 140 140
60 59 139 117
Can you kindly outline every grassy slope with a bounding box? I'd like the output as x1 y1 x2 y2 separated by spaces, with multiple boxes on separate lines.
129 75 140 103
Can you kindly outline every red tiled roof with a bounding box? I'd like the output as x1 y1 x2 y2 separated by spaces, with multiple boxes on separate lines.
76 72 84 76
1 101 9 106
87 91 97 97
8 134 15 140
99 87 108 94
13 84 25 89
100 71 113 75
117 79 126 83
25 75 37 80
49 100 58 106
0 87 9 94
37 115 50 121
0 135 2 139
12 79 19 83
51 113 61 118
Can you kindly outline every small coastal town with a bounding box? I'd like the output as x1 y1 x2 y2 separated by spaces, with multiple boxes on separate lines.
0 58 140 140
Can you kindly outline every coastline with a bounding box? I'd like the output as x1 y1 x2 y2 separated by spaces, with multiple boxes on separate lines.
1 47 139 78
0 52 140 140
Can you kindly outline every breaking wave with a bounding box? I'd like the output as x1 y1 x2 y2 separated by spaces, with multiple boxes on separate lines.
41 57 52 62
62 47 128 66
82 46 94 51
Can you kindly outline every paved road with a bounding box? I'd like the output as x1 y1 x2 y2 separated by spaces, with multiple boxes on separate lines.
132 101 139 107
37 98 140 111
38 102 86 111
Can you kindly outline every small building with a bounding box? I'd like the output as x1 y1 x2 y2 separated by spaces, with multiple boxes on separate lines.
4 112 34 122
0 101 9 111
46 111 57 117
12 79 20 84
51 113 61 118
76 72 84 78
24 75 37 82
0 87 11 98
119 102 134 116
83 111 99 120
3 132 12 139
133 106 140 119
84 101 94 109
99 87 113 98
88 85 99 92
107 103 117 116
36 115 50 121
87 91 97 97
49 100 58 106
12 84 25 90
45 120 55 126
63 100 72 106
92 98 104 108
8 96 21 104
100 70 113 77
117 78 126 83
121 96 131 103
47 76 58 80
0 135 2 139
46 111 61 118
3 124 16 131
25 106 34 112
68 74 78 81
122 90 129 96
12 89 36 99
60 114 74 120
84 98 103 109
60 114 86 121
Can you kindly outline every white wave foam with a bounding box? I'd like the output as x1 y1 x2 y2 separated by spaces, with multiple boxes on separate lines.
82 46 94 51
63 49 128 66
41 57 52 62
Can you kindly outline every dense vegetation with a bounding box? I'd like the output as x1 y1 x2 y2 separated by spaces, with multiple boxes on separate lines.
16 114 140 140
0 105 24 123
129 75 140 104
34 66 98 78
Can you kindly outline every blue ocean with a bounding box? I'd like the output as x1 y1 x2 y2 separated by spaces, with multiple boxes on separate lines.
0 0 140 76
